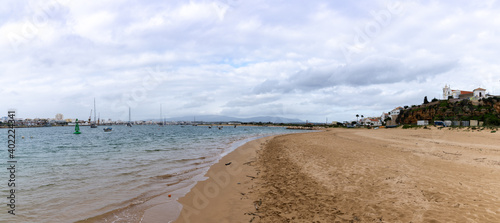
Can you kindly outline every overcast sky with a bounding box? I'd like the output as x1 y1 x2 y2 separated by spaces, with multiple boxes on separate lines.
1 0 500 122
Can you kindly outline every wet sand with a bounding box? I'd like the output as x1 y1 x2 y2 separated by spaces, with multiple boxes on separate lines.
174 135 275 223
174 128 500 222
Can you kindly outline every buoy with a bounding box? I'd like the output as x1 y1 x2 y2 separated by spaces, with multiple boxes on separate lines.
168 194 171 198
74 119 81 134
22 136 25 139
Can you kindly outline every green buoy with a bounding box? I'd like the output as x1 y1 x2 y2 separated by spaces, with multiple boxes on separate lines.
74 119 81 134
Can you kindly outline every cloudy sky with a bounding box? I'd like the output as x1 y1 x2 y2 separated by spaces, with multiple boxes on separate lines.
1 0 499 122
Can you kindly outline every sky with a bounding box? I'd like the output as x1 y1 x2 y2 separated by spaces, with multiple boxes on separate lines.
1 0 500 122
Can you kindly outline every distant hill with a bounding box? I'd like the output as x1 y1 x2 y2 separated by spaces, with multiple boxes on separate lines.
161 115 304 123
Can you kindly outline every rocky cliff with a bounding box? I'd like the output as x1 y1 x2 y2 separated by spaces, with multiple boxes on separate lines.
396 97 500 125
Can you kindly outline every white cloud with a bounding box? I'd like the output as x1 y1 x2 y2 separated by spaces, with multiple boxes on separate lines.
1 0 500 121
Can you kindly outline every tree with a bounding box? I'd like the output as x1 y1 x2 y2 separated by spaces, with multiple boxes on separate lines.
431 98 438 102
424 96 429 104
356 114 359 123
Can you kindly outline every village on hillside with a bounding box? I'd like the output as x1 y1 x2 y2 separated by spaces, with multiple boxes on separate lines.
355 86 498 127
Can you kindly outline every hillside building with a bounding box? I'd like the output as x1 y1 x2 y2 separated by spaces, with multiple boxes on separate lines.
443 85 487 100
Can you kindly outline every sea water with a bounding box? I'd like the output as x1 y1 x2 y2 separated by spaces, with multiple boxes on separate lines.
0 125 300 223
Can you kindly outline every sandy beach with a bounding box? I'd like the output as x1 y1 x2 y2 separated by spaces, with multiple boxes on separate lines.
174 127 500 222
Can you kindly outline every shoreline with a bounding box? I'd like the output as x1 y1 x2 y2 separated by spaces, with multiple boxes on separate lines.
73 129 296 223
172 135 280 223
173 128 500 222
79 133 293 223
141 134 289 222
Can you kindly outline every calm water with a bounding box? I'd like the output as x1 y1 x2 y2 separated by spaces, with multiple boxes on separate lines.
0 125 300 223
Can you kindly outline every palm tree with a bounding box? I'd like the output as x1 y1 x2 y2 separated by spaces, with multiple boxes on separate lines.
361 115 364 125
356 114 359 124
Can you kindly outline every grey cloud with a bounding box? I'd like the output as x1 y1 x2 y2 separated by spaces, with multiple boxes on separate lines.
252 79 280 94
253 56 458 94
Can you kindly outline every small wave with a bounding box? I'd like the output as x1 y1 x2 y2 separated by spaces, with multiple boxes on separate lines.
153 174 175 180
176 156 207 162
145 148 179 152
40 183 56 188
166 180 182 187
118 170 141 176
145 149 165 152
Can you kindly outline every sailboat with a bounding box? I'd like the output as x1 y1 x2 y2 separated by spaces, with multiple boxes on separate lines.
158 104 164 126
192 116 198 126
90 98 97 128
127 107 132 127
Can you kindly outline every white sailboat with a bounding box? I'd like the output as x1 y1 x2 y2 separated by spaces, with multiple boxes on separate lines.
90 98 97 128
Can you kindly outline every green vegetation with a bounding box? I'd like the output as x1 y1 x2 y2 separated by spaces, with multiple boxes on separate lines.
483 114 500 126
439 101 449 107
398 97 500 127
402 124 422 129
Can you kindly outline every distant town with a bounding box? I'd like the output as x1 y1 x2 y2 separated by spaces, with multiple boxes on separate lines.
0 115 251 128
2 86 498 129
0 115 319 128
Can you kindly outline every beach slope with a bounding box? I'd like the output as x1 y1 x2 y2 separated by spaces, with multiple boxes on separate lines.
174 136 274 223
176 128 500 222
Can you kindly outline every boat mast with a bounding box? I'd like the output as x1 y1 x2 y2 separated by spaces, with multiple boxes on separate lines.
94 98 97 125
160 104 162 125
129 107 131 123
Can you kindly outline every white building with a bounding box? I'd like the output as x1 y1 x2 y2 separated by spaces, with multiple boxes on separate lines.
473 88 486 98
380 113 389 122
443 85 452 99
443 85 487 99
364 118 381 126
55 113 64 121
417 120 429 126
389 107 402 116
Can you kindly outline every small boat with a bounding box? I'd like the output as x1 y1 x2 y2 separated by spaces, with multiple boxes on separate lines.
103 127 112 132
